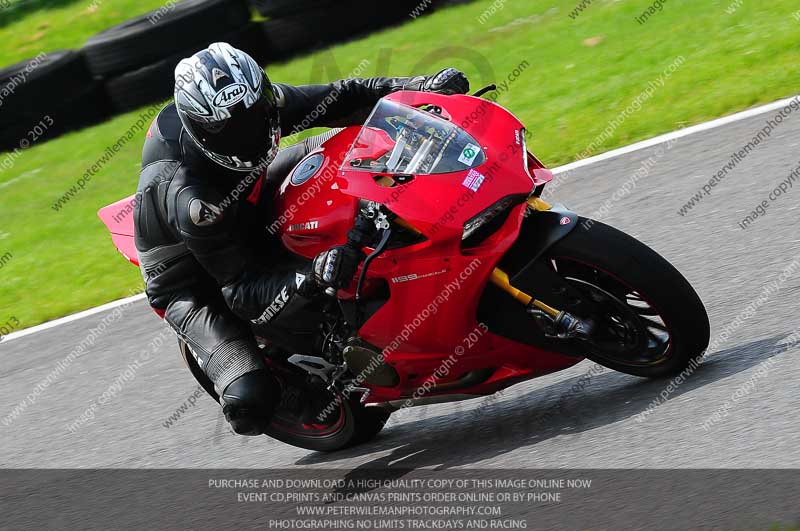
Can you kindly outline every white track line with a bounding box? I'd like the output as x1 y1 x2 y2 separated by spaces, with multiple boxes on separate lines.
2 94 797 344
2 294 147 344
553 94 799 175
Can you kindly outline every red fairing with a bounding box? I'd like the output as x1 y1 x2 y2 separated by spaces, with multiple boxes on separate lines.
98 91 582 405
270 128 362 258
267 91 580 403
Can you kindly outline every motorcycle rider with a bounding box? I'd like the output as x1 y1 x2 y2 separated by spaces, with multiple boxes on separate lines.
134 42 469 435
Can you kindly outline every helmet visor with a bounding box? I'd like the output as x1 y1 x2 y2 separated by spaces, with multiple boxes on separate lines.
187 96 281 169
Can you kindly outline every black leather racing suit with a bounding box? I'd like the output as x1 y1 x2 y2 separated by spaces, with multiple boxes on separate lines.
134 76 440 430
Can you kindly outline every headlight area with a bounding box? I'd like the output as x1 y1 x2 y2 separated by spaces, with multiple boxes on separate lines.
461 194 527 247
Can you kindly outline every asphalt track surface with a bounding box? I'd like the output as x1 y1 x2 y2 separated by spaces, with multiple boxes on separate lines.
1 100 799 529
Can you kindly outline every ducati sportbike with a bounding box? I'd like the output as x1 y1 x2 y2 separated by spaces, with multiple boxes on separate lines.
100 88 710 451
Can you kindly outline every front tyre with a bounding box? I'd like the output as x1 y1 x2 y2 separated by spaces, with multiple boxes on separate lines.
543 218 710 378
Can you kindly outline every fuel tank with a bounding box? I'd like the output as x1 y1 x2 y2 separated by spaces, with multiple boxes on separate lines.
270 128 360 259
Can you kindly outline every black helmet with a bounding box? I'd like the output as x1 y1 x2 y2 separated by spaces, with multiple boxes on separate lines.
174 43 280 172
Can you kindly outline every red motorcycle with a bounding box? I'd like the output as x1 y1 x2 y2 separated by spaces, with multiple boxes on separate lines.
99 89 709 451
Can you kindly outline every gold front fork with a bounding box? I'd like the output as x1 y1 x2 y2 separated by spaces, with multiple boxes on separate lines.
488 196 561 317
527 196 552 212
489 269 561 317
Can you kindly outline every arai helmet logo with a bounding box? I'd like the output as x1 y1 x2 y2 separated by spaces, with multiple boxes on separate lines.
212 83 247 108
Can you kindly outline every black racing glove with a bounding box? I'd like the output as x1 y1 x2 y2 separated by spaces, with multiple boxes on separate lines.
303 245 364 294
400 68 470 96
421 68 470 95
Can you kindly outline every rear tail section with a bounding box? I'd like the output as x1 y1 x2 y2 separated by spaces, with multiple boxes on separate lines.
97 195 139 266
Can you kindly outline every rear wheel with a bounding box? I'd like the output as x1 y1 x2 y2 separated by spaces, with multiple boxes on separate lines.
178 339 389 451
264 361 390 452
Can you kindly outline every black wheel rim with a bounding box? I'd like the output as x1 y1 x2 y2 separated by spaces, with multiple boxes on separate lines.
267 363 348 439
269 403 347 438
551 257 673 367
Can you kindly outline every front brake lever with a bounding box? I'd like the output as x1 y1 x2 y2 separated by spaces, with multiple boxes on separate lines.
346 228 391 329
356 228 391 302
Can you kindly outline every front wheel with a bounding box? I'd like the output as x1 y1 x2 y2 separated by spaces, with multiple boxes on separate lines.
540 218 710 378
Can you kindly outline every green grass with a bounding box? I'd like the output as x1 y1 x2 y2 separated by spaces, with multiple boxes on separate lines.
0 0 170 67
1 0 800 329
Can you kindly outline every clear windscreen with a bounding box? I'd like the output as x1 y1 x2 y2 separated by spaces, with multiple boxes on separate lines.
343 100 486 175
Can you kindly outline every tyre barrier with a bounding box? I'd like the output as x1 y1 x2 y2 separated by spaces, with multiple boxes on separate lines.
0 0 461 152
83 0 252 77
0 51 110 151
105 23 267 113
251 0 334 18
260 0 429 62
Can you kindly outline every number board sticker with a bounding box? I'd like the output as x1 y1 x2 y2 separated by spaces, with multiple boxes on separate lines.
458 143 481 166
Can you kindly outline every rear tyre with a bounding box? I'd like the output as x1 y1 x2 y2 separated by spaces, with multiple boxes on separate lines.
265 400 389 452
264 361 390 451
542 218 710 378
178 339 389 451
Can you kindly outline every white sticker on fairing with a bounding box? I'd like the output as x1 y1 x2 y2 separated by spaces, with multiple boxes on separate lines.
458 143 481 166
461 168 486 192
